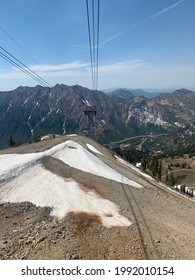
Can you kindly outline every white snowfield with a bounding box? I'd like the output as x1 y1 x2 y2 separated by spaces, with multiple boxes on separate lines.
52 141 143 188
0 140 143 227
86 143 104 156
0 165 131 227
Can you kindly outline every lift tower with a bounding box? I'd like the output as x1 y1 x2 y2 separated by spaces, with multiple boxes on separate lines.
83 106 96 139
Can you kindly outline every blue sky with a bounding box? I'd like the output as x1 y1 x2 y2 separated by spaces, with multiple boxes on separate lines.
0 0 195 91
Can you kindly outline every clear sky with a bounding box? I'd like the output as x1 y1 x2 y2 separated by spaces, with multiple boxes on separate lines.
0 0 195 91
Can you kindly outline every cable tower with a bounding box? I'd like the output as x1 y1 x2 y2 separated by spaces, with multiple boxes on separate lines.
84 106 97 139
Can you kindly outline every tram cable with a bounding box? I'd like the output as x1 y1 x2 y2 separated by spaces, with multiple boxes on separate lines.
86 0 100 91
0 47 52 87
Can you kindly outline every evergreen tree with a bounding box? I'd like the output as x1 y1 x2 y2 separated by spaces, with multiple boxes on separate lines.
141 156 147 171
165 169 168 185
9 136 16 147
150 156 159 177
158 160 162 180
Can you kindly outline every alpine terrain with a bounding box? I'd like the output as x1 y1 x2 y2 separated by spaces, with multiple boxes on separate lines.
0 135 194 260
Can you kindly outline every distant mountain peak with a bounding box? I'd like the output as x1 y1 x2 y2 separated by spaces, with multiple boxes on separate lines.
172 88 195 95
107 88 134 99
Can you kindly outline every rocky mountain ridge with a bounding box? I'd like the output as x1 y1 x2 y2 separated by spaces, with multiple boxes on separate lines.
0 84 194 149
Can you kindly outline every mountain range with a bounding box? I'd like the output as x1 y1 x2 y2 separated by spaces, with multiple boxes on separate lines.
104 88 173 98
0 84 195 149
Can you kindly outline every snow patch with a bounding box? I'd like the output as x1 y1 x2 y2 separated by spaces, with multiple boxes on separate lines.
53 141 143 188
21 97 30 107
0 164 131 227
86 144 104 156
5 101 12 113
0 153 43 184
82 99 92 107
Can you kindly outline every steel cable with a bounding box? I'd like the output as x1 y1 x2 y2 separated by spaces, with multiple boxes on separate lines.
0 46 52 87
86 0 100 91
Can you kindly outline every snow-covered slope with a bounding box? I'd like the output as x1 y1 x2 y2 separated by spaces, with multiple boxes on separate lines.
52 141 143 188
0 164 131 227
0 138 143 227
